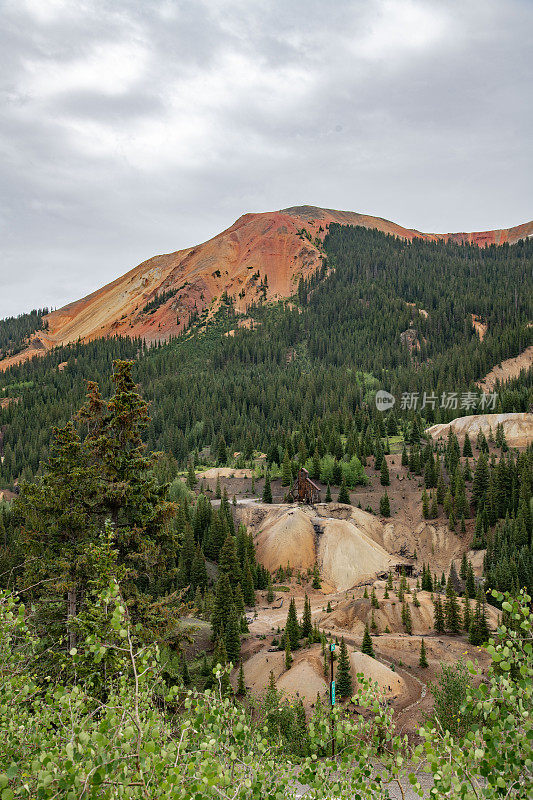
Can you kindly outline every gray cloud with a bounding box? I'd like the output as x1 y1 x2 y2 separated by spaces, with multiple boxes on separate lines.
0 0 531 317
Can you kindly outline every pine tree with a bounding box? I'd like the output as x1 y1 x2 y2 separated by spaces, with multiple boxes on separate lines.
380 457 390 486
422 489 429 519
462 595 472 633
17 360 177 650
401 600 412 634
462 433 473 458
281 451 292 487
361 624 375 657
433 595 445 634
301 594 312 640
371 588 379 609
242 557 255 606
325 482 332 502
190 544 208 591
211 572 233 639
285 636 293 670
224 604 241 665
379 493 390 516
266 576 274 603
219 533 242 587
236 662 246 696
335 637 352 698
444 577 462 634
469 588 490 645
285 598 300 649
338 478 350 504
262 472 273 503
186 461 197 488
418 638 428 668
472 453 489 508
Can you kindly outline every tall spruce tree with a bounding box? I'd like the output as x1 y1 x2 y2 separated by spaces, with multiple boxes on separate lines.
285 598 300 649
433 595 445 634
444 577 462 634
336 637 353 697
17 360 177 651
361 623 375 657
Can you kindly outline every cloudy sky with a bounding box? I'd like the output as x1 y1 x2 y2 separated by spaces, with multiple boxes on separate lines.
0 0 531 318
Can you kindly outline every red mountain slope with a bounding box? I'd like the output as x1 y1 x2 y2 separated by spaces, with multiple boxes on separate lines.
2 205 532 370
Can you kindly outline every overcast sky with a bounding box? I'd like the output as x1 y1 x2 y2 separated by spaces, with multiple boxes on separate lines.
0 0 531 318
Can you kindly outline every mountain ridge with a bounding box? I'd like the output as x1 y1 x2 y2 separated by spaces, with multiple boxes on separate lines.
2 205 532 370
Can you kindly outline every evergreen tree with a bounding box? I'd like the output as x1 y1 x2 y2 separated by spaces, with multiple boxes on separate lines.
462 595 472 633
401 600 413 634
211 572 233 639
422 489 429 519
262 472 273 503
336 637 352 697
284 636 293 670
462 433 473 458
361 623 375 657
433 595 445 634
219 533 242 587
472 453 490 508
338 478 350 504
190 544 208 591
242 557 256 606
380 457 390 486
17 360 177 650
236 662 246 696
281 451 292 487
325 482 332 502
301 594 312 640
186 461 197 488
285 598 300 649
444 577 462 634
469 588 490 645
224 604 241 665
379 493 390 516
418 638 428 668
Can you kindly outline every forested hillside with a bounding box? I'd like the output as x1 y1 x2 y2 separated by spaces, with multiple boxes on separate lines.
0 227 531 487
0 307 49 360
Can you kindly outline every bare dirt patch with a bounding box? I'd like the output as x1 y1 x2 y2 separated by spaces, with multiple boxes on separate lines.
477 345 533 390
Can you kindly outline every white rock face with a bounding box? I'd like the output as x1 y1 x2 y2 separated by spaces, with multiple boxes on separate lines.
426 412 532 448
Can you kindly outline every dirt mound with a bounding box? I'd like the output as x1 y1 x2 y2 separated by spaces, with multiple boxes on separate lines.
349 651 406 700
317 517 393 591
427 412 533 448
477 346 533 390
244 503 394 590
199 467 253 479
253 507 317 574
4 207 531 370
276 655 328 704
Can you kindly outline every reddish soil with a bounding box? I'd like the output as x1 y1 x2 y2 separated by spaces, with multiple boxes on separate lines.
2 206 531 370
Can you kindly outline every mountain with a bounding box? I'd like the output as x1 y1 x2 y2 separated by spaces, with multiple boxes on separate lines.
2 205 532 370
